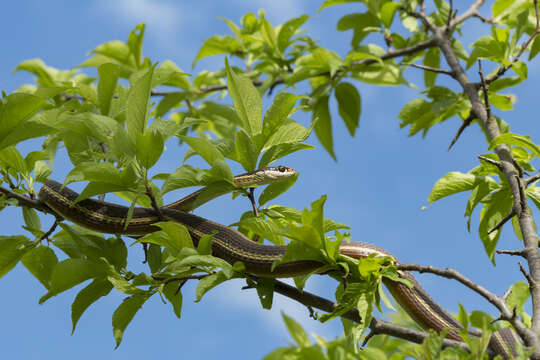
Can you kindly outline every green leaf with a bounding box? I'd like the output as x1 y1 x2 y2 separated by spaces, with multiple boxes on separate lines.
161 165 200 195
0 236 32 278
0 93 45 151
259 143 314 168
127 24 145 68
380 2 400 28
71 279 113 334
319 0 362 11
235 130 257 171
490 133 540 158
162 282 183 318
467 35 507 68
489 92 515 110
236 217 284 245
529 36 540 60
195 271 230 301
0 146 28 176
97 63 120 116
263 121 313 151
505 281 530 314
260 92 299 150
126 67 154 141
176 255 232 275
479 189 513 264
21 245 58 289
423 48 441 87
277 15 309 52
55 112 117 142
428 172 498 204
313 95 335 160
282 312 311 347
193 35 242 65
112 294 151 348
137 222 194 254
22 206 41 232
181 136 224 166
136 130 164 169
40 259 108 303
197 232 215 256
225 58 262 136
256 278 275 310
335 82 361 137
259 173 298 206
260 16 278 51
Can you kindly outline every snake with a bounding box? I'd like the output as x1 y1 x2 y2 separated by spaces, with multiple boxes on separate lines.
37 166 519 358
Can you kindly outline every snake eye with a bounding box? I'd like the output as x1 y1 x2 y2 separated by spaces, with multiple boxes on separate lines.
278 166 286 172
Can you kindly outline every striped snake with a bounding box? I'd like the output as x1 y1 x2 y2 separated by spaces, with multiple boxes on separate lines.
38 166 519 358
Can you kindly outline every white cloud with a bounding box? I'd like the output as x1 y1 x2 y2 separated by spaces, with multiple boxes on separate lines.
245 0 307 23
98 0 180 38
210 278 342 341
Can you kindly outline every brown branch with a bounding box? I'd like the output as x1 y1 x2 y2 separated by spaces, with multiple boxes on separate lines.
401 62 455 76
478 61 492 121
447 113 475 151
519 261 535 287
525 173 540 187
488 209 516 234
0 186 53 214
150 39 437 98
473 13 494 24
398 263 534 352
269 279 472 352
449 0 486 29
477 155 502 169
145 184 164 221
247 188 259 218
38 219 59 242
496 249 526 257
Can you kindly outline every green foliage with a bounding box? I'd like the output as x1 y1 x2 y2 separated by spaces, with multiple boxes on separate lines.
1 0 539 358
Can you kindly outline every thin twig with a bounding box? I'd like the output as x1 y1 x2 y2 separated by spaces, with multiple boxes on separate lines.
478 155 502 169
478 60 492 120
247 188 259 218
473 12 494 24
525 173 540 187
401 62 454 76
448 113 475 151
0 186 53 214
145 185 164 221
450 0 486 28
445 0 454 32
38 219 59 243
519 261 535 286
150 39 437 98
269 279 472 352
398 263 532 347
496 249 526 257
488 209 516 234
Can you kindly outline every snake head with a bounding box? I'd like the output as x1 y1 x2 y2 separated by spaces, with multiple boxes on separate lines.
234 166 297 187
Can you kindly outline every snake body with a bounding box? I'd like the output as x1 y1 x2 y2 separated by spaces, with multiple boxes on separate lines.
38 167 519 358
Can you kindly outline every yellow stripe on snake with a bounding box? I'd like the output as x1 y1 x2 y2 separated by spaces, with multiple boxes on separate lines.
38 166 519 358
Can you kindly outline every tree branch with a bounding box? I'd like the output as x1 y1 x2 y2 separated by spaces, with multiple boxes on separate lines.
434 22 540 350
401 62 454 76
398 262 537 354
0 186 52 214
449 0 487 29
269 279 472 352
150 39 437 98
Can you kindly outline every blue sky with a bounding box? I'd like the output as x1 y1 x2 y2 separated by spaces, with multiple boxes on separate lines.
1 1 539 359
